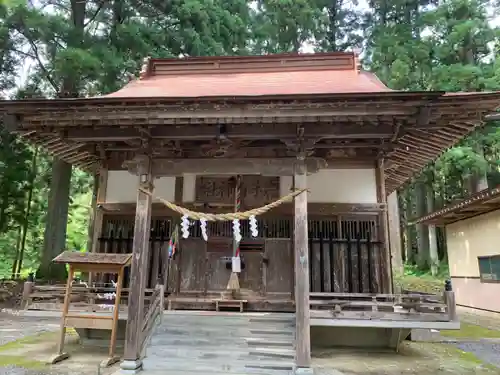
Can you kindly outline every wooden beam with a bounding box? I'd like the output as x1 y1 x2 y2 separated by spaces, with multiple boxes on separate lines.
98 202 386 217
376 158 392 293
43 122 414 142
122 157 154 372
24 104 418 124
294 160 311 369
124 157 328 177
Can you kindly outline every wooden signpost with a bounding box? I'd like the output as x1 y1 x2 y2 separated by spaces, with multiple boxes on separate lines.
50 251 132 367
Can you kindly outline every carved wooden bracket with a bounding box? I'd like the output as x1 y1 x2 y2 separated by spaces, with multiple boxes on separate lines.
123 157 328 176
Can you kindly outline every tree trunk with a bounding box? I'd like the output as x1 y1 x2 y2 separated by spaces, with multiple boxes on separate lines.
11 227 22 279
403 187 416 264
415 181 430 270
474 143 488 192
37 0 86 280
327 0 339 51
36 160 72 281
17 147 38 276
426 184 439 276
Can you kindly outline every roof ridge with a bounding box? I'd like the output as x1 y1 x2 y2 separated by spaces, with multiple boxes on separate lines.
147 52 356 77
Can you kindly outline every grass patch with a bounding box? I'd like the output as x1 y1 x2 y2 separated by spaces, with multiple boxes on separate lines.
441 323 500 339
394 264 449 294
395 274 445 294
0 328 78 353
0 355 47 369
0 332 57 352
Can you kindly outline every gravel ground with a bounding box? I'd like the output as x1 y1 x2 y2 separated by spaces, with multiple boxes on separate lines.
445 309 500 370
452 339 500 369
0 311 59 346
0 311 68 375
0 365 68 375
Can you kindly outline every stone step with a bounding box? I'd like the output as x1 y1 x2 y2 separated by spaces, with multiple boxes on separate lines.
154 327 295 338
156 327 295 335
142 358 294 373
143 312 297 373
249 316 296 324
149 335 294 347
163 311 295 319
145 346 295 360
157 322 295 329
161 315 295 325
140 369 292 375
159 319 295 328
246 338 295 347
250 329 295 337
249 348 295 359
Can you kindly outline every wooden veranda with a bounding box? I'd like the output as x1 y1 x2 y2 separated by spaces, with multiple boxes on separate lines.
2 52 500 373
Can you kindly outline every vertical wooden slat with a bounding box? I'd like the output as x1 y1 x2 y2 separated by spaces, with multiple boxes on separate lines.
356 234 363 293
329 232 335 292
308 236 313 291
123 159 153 371
151 240 160 287
262 242 268 296
367 231 373 293
294 163 311 369
346 234 353 292
204 249 209 296
376 158 392 293
176 240 182 295
319 235 324 292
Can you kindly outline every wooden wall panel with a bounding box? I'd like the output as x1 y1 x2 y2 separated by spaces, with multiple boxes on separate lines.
309 239 382 293
206 238 232 291
240 252 263 293
206 252 231 291
179 239 206 292
265 239 293 294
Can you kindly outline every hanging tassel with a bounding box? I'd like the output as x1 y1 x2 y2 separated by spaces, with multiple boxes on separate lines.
200 218 208 241
232 219 242 242
181 215 190 239
249 215 258 237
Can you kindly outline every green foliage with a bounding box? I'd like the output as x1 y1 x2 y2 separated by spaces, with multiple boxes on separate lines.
394 264 449 294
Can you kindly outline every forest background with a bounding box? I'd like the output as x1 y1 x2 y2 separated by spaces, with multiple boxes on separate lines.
0 0 499 282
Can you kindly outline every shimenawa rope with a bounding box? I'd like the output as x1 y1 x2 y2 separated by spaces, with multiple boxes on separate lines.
138 186 307 222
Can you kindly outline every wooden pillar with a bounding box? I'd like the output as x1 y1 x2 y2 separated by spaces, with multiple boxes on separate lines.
122 157 154 373
88 168 108 286
387 191 403 274
294 160 312 371
172 176 184 293
376 158 392 294
290 175 296 300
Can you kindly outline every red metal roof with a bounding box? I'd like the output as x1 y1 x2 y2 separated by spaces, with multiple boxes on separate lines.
103 52 392 98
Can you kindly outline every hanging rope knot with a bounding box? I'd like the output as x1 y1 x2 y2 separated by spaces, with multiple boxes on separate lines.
139 181 154 194
138 188 307 221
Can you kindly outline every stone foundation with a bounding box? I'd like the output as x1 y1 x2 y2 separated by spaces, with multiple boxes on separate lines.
75 319 128 348
311 326 411 350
